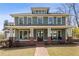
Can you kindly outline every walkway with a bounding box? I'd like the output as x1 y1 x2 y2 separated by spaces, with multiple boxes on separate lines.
34 42 49 56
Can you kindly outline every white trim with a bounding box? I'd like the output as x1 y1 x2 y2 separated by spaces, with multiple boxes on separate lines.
42 16 43 24
61 16 62 25
66 16 68 26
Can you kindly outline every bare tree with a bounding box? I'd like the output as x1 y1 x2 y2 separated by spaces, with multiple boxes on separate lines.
57 3 79 27
56 3 72 25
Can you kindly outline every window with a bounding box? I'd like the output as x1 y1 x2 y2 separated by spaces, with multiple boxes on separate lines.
19 31 30 39
20 31 22 39
54 17 56 25
33 10 47 14
48 17 54 25
24 17 27 25
38 17 42 24
43 17 48 24
19 17 24 25
24 31 27 39
33 17 37 24
57 17 61 25
36 10 38 14
28 17 31 25
39 10 41 14
62 17 65 25
15 17 18 25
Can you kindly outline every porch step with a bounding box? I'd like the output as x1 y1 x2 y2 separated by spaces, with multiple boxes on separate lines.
36 42 45 47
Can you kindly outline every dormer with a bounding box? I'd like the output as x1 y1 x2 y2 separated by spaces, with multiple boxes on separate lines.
31 7 49 14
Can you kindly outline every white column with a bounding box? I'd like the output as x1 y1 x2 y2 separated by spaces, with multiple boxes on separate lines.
9 28 13 37
13 29 15 37
48 28 51 37
65 29 68 40
68 28 72 37
30 28 34 37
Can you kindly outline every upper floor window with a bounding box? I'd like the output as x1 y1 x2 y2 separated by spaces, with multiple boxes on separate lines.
24 17 27 25
48 17 54 25
38 17 42 24
43 17 48 24
19 17 24 25
54 17 56 25
32 17 37 24
15 17 19 25
28 17 32 25
62 17 65 25
57 17 62 25
33 10 47 14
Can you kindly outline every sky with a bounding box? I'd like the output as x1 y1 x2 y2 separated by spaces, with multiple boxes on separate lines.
0 3 76 31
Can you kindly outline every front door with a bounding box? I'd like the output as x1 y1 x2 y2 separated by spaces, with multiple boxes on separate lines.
51 30 62 41
37 30 43 42
51 30 58 41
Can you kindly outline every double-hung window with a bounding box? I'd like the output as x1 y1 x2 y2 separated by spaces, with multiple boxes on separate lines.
15 17 19 25
43 17 48 25
24 17 27 25
48 17 54 25
57 17 61 25
33 17 37 25
28 17 32 25
19 17 24 25
38 17 42 24
62 17 65 25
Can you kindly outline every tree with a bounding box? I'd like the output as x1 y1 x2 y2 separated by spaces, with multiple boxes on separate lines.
56 3 79 27
4 20 8 26
72 28 79 38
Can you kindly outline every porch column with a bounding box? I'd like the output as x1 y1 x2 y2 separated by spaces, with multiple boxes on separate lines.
30 28 34 44
48 28 51 44
65 29 68 40
67 28 73 43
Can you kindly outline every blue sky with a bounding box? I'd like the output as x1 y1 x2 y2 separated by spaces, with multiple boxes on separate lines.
0 3 75 31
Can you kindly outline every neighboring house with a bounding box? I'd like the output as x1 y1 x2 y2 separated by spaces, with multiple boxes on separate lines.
4 7 72 46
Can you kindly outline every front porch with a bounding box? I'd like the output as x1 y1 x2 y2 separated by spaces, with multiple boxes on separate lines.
4 26 69 46
14 28 66 45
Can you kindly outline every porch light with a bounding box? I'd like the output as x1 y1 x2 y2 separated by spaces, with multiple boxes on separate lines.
41 31 43 33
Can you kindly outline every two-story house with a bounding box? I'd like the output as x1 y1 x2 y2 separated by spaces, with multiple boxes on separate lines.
4 7 72 46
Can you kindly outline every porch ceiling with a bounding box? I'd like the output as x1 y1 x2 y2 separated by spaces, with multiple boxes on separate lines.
5 26 68 29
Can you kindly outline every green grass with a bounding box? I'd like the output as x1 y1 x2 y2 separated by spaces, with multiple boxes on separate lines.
46 44 79 56
0 47 35 56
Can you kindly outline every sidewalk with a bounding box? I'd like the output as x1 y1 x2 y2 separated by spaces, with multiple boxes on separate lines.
34 44 49 56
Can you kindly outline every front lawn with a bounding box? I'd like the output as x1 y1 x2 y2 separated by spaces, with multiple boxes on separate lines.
46 44 79 56
0 46 35 56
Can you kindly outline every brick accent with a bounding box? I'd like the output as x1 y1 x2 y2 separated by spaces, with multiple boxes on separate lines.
8 37 14 47
67 37 73 43
30 37 34 44
61 37 66 43
48 37 51 44
13 37 35 47
13 40 36 47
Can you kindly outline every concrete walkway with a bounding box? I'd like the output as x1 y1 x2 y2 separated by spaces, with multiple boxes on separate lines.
34 44 49 56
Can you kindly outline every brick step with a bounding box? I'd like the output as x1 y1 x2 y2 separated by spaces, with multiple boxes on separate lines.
36 42 45 47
